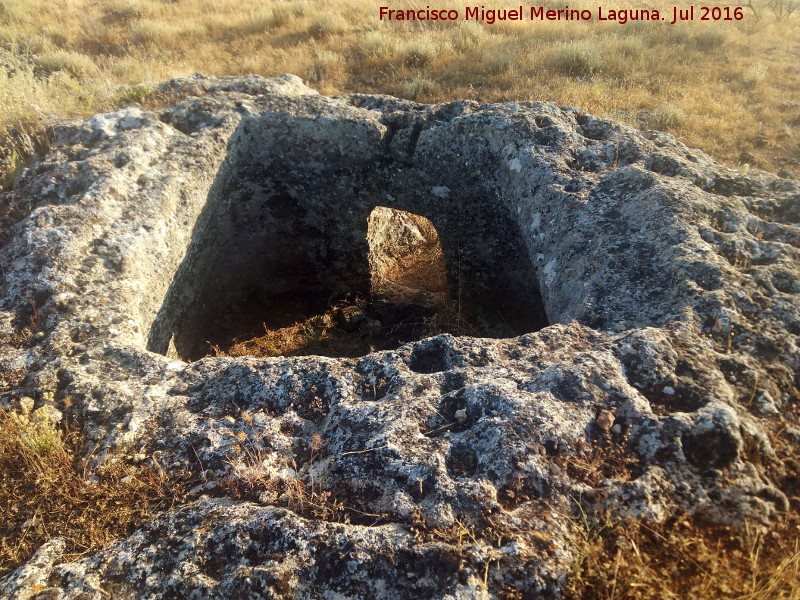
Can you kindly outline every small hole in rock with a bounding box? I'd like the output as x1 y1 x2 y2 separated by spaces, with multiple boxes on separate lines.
408 338 452 374
682 428 739 471
446 443 479 479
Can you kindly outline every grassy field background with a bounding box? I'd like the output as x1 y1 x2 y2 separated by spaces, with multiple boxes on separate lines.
0 0 799 187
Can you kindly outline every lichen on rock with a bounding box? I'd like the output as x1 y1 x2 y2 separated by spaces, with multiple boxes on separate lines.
0 73 798 598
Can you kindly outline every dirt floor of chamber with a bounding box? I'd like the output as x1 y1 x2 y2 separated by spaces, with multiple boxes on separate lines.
205 293 475 359
205 244 484 359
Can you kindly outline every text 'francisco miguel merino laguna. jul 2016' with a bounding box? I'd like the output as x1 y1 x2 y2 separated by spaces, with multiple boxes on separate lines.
378 5 746 25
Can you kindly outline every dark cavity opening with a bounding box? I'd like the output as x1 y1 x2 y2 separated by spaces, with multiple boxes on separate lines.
146 115 549 361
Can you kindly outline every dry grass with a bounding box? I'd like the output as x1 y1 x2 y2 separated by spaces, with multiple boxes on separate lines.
215 296 377 359
0 0 798 186
0 406 189 576
556 413 800 600
564 509 800 600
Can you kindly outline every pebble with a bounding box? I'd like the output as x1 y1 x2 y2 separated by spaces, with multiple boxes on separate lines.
596 409 615 431
170 382 189 395
755 391 779 415
21 517 42 529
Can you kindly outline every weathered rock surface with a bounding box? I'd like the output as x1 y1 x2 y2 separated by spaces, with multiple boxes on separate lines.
1 73 799 598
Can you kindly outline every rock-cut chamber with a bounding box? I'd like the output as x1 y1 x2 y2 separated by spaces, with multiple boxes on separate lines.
146 113 549 360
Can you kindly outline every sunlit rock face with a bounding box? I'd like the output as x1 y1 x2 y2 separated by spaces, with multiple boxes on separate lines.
0 74 798 599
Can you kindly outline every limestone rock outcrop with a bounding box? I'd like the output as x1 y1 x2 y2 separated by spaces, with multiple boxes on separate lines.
1 74 798 599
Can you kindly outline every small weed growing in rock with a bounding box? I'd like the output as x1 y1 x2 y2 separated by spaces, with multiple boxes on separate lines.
221 432 386 525
0 149 23 189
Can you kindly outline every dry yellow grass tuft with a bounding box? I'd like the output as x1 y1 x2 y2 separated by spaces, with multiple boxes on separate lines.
0 0 798 185
0 406 189 576
564 509 800 600
550 412 800 600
